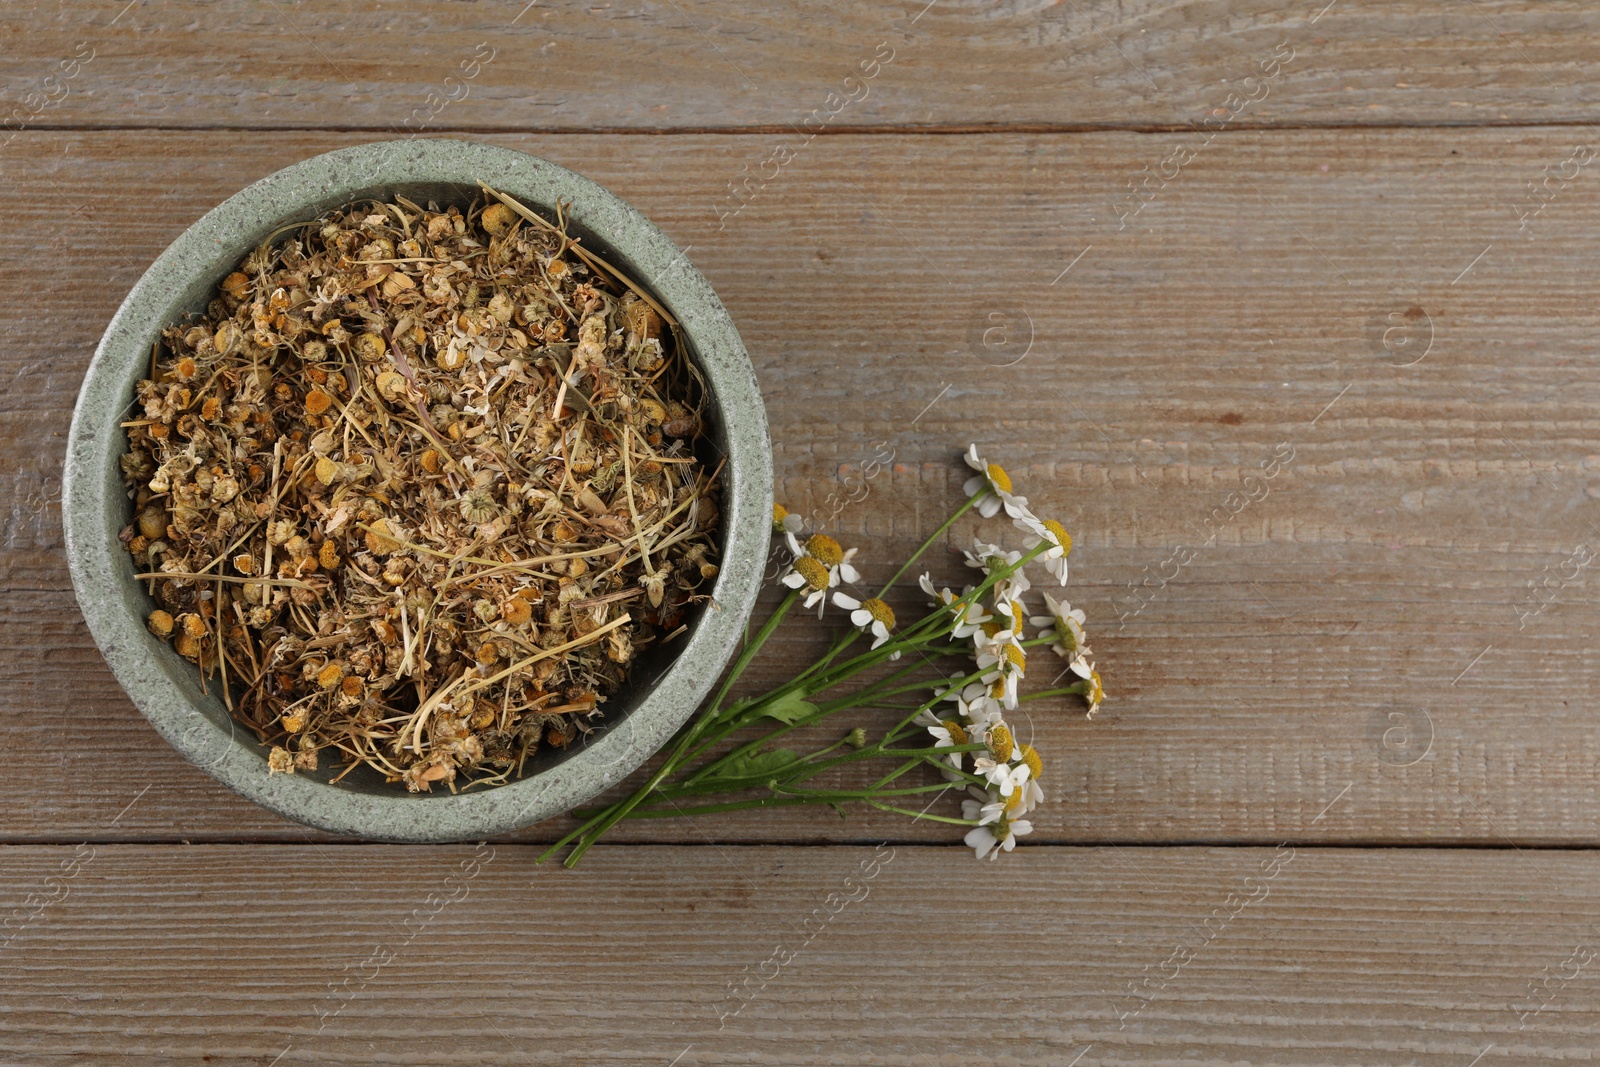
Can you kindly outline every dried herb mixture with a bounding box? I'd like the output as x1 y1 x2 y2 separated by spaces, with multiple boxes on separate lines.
120 185 722 792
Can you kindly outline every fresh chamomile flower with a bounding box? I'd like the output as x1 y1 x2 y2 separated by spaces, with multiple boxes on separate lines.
939 679 1004 728
1030 592 1093 679
1005 743 1045 816
972 722 1031 796
992 594 1029 640
1015 513 1072 585
962 444 1034 520
771 502 804 535
962 785 1007 827
781 532 861 616
1084 666 1105 718
965 813 1033 860
975 640 1026 709
832 592 899 657
916 710 970 779
963 541 1033 600
786 531 861 586
780 555 835 615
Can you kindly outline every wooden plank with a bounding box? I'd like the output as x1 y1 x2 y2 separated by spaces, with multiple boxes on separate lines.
2 843 1598 1063
2 1 1598 133
10 127 1600 845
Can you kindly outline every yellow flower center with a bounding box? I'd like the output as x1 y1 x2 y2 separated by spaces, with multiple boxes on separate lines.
986 462 1013 494
793 556 830 591
1043 519 1072 553
1004 789 1023 812
1090 670 1104 703
941 719 969 746
1003 643 1026 672
804 533 844 566
989 679 1006 699
773 502 789 523
988 723 1014 762
1021 743 1042 780
982 621 1005 638
861 598 895 628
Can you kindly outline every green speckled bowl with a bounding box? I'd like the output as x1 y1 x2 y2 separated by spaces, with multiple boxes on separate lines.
62 139 771 841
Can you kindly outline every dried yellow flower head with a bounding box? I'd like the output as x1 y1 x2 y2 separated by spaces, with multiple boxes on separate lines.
340 675 364 700
314 456 339 485
353 331 387 362
221 271 250 300
316 662 345 689
364 519 399 556
173 632 202 659
267 746 294 774
318 540 340 570
174 356 198 380
501 598 532 626
420 448 442 474
375 370 407 402
147 609 174 637
233 553 255 575
137 506 167 540
179 612 207 639
481 202 517 236
281 709 307 734
304 390 332 416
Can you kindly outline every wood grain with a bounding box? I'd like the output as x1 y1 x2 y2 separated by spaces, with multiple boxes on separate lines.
2 843 1598 1064
9 128 1600 845
2 1 1598 133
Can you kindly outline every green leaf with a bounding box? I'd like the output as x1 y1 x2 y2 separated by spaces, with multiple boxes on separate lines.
759 689 819 725
715 748 801 781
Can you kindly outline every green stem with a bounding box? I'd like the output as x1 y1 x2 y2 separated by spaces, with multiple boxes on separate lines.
874 493 979 597
549 590 799 866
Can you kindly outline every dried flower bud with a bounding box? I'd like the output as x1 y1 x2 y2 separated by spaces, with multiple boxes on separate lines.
316 662 345 689
147 609 174 637
481 202 517 236
376 370 407 402
353 331 387 362
501 598 532 626
267 746 294 774
137 505 167 540
364 518 399 556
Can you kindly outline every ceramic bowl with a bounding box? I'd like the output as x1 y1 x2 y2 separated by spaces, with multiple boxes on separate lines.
62 139 771 841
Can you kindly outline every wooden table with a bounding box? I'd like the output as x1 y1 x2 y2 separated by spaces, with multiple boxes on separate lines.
7 1 1600 1062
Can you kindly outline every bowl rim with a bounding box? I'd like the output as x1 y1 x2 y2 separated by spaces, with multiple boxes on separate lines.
61 138 772 841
